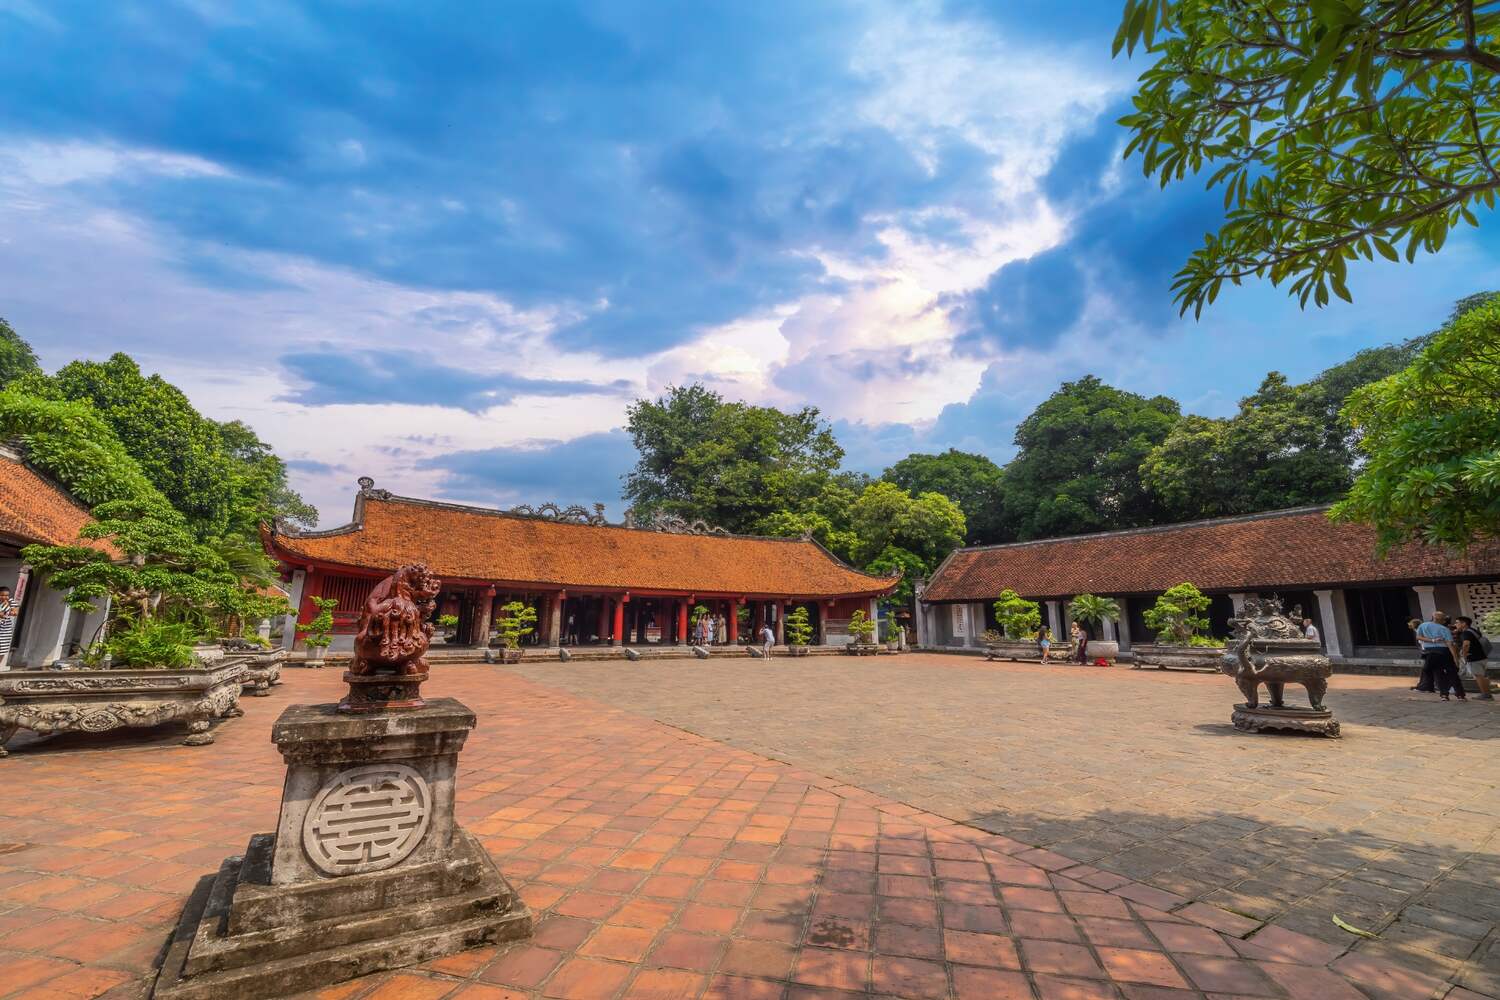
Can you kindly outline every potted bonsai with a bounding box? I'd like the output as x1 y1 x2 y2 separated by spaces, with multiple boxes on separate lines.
985 590 1043 661
1068 594 1121 665
435 613 460 643
785 605 813 656
494 600 537 664
1134 583 1223 670
845 609 879 655
297 596 336 666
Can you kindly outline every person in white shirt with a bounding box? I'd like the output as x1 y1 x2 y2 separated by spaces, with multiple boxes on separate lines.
760 623 775 659
1302 617 1320 644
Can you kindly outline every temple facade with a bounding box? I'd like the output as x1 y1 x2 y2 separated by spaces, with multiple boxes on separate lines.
916 506 1500 667
263 480 900 652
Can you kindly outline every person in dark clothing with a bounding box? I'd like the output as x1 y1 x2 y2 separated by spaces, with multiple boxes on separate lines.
1415 612 1466 701
1455 615 1493 700
1072 620 1090 664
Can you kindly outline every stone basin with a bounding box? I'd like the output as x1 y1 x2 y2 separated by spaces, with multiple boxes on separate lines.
0 658 249 754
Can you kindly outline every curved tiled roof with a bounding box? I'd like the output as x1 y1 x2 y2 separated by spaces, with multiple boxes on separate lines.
0 452 109 552
922 507 1500 602
265 489 899 598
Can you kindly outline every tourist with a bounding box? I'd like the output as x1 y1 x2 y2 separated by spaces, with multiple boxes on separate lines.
1071 620 1089 664
1037 625 1052 663
716 613 727 645
1409 618 1435 691
1455 615 1493 700
760 620 775 659
1415 611 1466 701
0 587 14 668
1303 617 1320 646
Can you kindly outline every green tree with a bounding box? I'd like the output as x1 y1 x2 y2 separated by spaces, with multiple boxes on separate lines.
992 589 1041 639
848 481 965 567
1001 376 1179 539
754 473 864 561
1068 594 1121 631
0 318 40 388
1142 583 1212 645
883 449 1008 544
1332 296 1500 552
1116 1 1500 315
49 354 239 535
623 384 844 534
495 600 538 649
784 605 813 646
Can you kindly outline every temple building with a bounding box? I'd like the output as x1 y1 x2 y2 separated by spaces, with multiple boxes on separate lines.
263 479 900 652
916 506 1500 668
0 445 113 667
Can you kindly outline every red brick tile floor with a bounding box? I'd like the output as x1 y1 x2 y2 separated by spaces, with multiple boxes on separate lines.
0 661 1485 1000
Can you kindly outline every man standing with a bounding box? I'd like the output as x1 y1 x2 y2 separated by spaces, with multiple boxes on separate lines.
1302 617 1321 645
1415 611 1466 701
760 621 775 660
1455 615 1493 700
1072 621 1089 664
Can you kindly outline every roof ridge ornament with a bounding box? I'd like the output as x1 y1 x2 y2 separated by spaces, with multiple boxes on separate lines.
625 509 730 536
356 476 391 500
506 502 609 526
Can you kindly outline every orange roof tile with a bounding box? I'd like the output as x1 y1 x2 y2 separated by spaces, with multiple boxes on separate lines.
922 507 1500 602
0 452 110 552
265 490 899 598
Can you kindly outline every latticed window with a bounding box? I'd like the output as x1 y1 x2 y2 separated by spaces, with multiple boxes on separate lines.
320 575 378 622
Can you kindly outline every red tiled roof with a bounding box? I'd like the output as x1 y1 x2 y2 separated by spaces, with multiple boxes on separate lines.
0 453 111 552
265 491 899 598
922 507 1500 601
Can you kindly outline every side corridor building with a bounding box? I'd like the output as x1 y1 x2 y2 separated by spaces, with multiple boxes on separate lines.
916 506 1500 666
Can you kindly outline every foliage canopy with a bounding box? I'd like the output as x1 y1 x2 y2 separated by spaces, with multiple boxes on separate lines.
1116 1 1500 315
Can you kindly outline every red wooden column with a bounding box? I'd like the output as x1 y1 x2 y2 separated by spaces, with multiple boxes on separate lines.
677 600 689 645
612 596 626 647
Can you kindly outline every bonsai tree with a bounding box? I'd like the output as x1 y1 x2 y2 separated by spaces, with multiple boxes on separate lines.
785 605 813 647
993 589 1041 639
1142 583 1214 646
1068 594 1120 633
495 601 537 650
436 613 459 634
847 609 877 644
297 597 337 650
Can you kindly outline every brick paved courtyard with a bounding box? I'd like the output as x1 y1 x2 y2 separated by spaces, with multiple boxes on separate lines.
0 659 1493 999
510 652 1500 993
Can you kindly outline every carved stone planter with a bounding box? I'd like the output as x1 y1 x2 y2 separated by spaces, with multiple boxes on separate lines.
983 639 1043 661
0 660 248 755
845 642 880 656
1132 643 1225 671
786 645 810 657
242 650 287 697
498 648 521 665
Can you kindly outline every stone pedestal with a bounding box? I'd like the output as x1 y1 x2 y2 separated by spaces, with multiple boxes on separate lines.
153 697 531 999
1232 703 1341 738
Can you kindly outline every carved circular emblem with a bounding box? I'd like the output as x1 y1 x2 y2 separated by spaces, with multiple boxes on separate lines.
78 711 120 732
303 764 431 876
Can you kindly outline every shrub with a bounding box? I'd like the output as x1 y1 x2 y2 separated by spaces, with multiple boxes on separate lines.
980 628 1005 645
1142 583 1212 645
437 613 459 631
297 596 337 648
1485 610 1500 635
691 603 711 624
785 605 813 646
993 589 1041 639
105 619 197 669
1068 594 1120 629
495 601 537 650
848 609 876 643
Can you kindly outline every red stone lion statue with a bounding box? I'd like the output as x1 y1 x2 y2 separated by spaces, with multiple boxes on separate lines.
350 564 441 677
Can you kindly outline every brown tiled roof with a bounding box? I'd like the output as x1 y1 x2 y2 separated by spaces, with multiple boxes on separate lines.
922 507 1500 601
0 453 110 552
265 490 899 598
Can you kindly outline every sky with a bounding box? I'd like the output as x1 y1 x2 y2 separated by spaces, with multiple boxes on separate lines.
4 0 1497 528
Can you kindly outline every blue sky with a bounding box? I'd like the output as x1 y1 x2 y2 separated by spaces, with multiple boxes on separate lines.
3 0 1496 525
